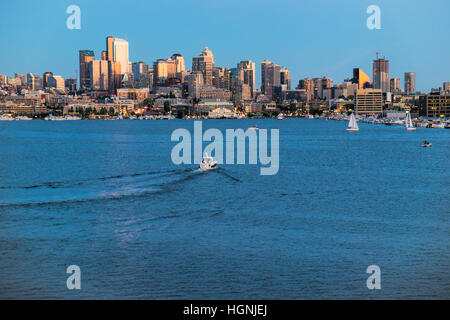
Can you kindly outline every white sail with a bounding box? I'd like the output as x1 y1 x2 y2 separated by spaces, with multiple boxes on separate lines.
405 111 415 130
347 113 359 131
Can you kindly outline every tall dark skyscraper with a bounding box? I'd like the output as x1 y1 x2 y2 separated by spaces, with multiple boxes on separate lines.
373 58 390 93
404 72 415 95
79 50 95 90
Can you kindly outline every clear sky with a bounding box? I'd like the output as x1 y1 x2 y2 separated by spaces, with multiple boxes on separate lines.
0 0 449 92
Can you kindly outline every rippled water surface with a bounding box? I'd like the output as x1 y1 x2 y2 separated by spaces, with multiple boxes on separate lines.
0 119 448 299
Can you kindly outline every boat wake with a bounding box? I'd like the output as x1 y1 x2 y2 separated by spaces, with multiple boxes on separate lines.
0 168 201 208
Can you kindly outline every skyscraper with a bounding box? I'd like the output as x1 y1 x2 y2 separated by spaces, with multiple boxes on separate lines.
212 67 231 90
108 61 122 94
192 47 215 86
404 72 415 95
237 60 255 97
261 60 281 99
106 36 114 61
171 54 185 73
48 75 65 90
372 58 390 93
27 73 43 90
79 50 95 90
89 60 109 91
280 67 291 90
390 77 400 93
112 38 129 74
43 72 53 88
132 61 149 88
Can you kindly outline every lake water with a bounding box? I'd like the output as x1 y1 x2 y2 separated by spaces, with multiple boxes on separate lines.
0 119 448 299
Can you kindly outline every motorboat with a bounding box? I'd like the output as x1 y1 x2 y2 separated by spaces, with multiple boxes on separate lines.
199 152 218 170
277 113 284 120
422 140 432 147
249 125 259 130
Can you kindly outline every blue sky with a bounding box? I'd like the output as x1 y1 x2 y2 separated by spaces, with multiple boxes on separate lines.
0 0 449 92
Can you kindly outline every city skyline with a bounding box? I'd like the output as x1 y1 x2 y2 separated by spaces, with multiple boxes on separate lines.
0 0 449 92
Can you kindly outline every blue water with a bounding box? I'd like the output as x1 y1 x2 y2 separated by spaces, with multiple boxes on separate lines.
0 119 448 299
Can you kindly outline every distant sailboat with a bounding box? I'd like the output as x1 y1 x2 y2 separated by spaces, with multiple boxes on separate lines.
405 111 416 131
346 112 359 131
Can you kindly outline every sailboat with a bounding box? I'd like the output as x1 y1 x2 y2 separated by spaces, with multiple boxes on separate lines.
346 112 359 131
405 111 416 131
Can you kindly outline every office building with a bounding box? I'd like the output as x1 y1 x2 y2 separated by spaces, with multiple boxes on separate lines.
261 60 281 99
373 58 390 93
421 91 450 117
390 77 400 93
237 60 255 97
404 72 415 95
132 61 149 88
79 50 95 90
27 73 43 90
89 60 109 91
43 72 53 88
112 38 129 74
48 75 65 90
352 68 371 89
192 47 215 86
355 88 383 114
280 67 291 90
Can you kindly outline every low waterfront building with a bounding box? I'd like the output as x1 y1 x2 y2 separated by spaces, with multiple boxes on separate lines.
0 102 47 114
196 99 234 114
208 107 237 118
419 91 450 118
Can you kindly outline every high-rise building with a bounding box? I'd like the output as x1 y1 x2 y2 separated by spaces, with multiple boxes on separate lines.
89 60 109 91
101 50 107 61
390 77 400 93
187 71 204 98
27 73 43 90
79 50 95 90
192 47 215 86
65 78 77 91
352 68 371 89
280 67 291 90
313 77 332 99
48 75 65 90
404 72 415 95
15 73 26 86
444 82 450 93
261 60 281 99
108 61 122 93
355 89 383 114
296 78 314 101
212 67 231 90
0 74 7 85
43 72 53 88
373 58 390 93
112 38 129 74
171 54 185 73
106 36 114 61
132 61 149 88
237 60 255 97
